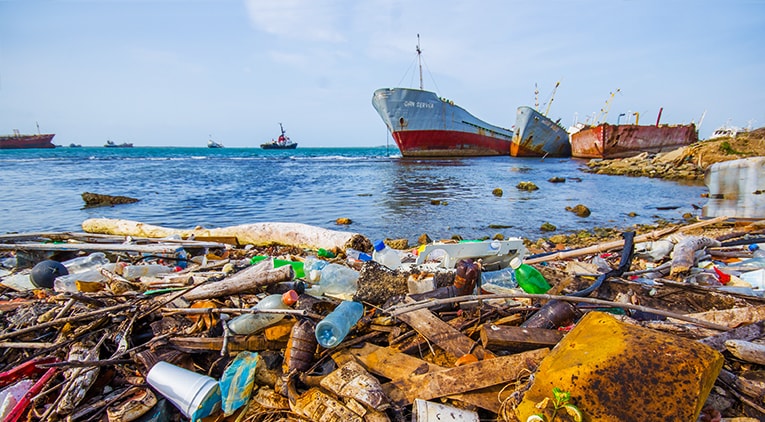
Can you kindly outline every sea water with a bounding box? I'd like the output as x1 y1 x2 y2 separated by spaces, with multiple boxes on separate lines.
0 146 708 243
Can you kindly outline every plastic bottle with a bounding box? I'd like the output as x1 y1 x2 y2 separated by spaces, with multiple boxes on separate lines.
61 252 110 274
480 266 517 288
53 263 118 293
305 263 359 300
372 240 401 270
510 257 551 294
315 300 364 348
317 248 336 258
250 256 305 279
120 264 174 281
227 290 298 335
750 244 765 259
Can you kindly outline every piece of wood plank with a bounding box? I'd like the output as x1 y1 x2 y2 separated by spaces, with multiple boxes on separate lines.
389 348 548 405
395 298 487 360
725 339 765 365
345 343 512 413
699 320 765 352
480 324 564 352
169 335 287 353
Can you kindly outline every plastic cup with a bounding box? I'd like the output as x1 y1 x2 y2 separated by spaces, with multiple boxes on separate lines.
146 361 221 421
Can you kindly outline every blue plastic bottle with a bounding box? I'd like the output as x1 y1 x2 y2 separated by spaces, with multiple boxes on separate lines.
315 300 364 348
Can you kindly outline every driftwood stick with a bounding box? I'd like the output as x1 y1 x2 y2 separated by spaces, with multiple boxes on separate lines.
160 307 322 320
384 293 731 331
182 260 294 301
0 341 58 349
524 215 730 264
0 302 134 341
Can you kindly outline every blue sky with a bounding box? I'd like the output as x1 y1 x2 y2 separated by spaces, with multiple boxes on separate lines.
1 0 763 147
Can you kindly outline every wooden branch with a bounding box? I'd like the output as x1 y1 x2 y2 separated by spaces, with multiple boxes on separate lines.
182 260 294 301
0 302 135 341
524 215 730 264
385 293 732 331
81 218 364 250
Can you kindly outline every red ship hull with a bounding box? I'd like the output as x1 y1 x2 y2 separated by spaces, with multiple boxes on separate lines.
0 134 56 149
570 123 697 159
392 129 510 157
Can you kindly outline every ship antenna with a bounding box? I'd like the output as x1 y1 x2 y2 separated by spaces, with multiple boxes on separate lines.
416 34 423 90
534 83 539 110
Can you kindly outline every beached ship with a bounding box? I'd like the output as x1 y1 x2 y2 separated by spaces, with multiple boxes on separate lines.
104 140 133 148
570 112 698 159
0 130 55 149
371 36 513 157
511 82 571 157
512 106 571 157
207 138 224 148
261 123 297 150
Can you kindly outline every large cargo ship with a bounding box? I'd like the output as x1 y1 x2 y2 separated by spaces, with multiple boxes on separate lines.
512 106 571 157
570 122 698 159
371 36 513 157
372 88 514 157
0 131 55 149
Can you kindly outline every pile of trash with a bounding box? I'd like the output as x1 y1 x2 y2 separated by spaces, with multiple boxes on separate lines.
1 217 765 421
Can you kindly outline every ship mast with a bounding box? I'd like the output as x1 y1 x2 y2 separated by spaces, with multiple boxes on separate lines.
416 34 423 90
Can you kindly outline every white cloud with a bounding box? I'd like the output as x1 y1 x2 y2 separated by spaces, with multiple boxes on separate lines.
245 0 347 43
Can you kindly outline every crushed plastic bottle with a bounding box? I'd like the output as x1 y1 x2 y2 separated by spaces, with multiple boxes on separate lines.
227 290 298 335
305 262 359 300
481 266 517 288
120 264 174 281
750 244 765 259
53 263 119 293
61 252 110 274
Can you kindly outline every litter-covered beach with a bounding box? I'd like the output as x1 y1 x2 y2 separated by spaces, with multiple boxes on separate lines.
1 213 765 422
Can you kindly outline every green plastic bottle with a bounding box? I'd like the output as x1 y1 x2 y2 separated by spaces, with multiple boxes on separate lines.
510 257 551 294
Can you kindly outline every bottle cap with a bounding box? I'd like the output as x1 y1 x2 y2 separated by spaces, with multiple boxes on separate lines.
373 240 386 252
282 290 299 306
510 257 522 269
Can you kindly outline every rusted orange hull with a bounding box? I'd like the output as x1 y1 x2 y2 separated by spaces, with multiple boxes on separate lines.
570 123 698 159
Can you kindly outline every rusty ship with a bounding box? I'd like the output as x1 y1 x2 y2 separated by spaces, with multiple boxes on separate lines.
0 130 55 149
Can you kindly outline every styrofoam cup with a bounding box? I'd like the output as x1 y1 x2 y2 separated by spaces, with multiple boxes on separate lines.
147 361 221 421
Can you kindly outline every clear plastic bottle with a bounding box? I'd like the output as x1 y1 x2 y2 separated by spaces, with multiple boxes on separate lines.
305 263 359 300
227 290 298 335
372 240 401 270
61 252 110 274
315 300 364 348
54 263 118 293
481 266 517 288
510 257 551 294
750 244 765 259
120 264 174 281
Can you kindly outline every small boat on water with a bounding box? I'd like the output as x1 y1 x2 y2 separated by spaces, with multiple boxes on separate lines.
261 123 297 150
0 129 55 149
569 108 698 159
372 36 514 157
207 138 224 148
104 140 133 148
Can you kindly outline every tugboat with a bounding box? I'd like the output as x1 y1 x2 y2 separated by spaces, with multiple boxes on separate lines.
261 123 298 149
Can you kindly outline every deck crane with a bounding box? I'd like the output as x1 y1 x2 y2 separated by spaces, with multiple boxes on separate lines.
598 88 621 124
544 81 560 117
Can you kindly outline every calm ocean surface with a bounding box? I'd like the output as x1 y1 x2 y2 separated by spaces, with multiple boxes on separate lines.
0 146 709 244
